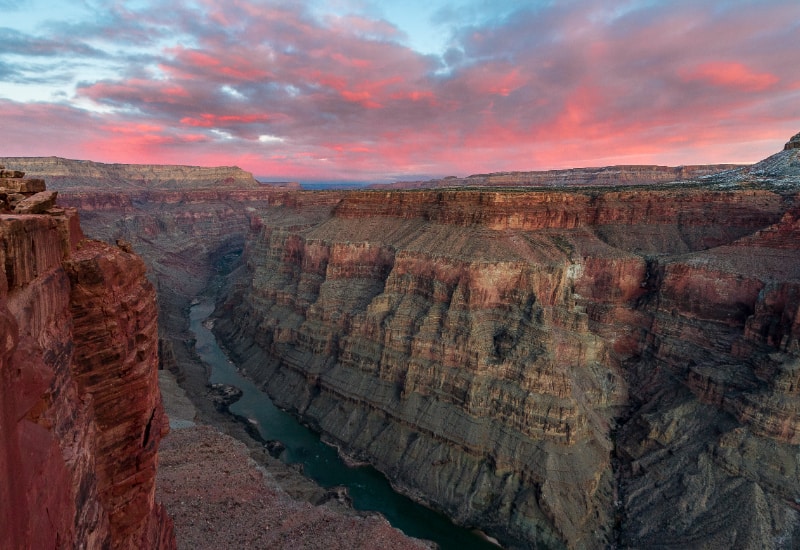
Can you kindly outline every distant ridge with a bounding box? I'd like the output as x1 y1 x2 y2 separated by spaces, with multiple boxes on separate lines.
0 156 260 190
370 163 744 189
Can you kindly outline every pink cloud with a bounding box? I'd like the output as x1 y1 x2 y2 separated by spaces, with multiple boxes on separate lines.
680 62 779 91
80 79 191 104
3 0 800 182
180 113 274 127
163 46 273 81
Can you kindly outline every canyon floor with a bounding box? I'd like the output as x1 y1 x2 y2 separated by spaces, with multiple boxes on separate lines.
156 368 433 550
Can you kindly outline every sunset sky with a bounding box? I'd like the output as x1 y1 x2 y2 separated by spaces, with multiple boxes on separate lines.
1 0 799 183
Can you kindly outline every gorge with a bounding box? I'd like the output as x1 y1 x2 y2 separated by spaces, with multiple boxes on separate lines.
2 132 800 549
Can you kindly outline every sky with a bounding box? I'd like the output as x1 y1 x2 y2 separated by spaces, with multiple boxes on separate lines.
1 0 799 183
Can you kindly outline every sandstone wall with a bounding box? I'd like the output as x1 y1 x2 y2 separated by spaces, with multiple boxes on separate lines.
216 183 800 549
0 179 174 548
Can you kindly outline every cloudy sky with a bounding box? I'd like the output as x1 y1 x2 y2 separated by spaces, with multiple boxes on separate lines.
1 0 799 182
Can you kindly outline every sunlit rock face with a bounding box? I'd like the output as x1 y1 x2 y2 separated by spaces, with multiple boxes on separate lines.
0 169 174 549
215 141 800 549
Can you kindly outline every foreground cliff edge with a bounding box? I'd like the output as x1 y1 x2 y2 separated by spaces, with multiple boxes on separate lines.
0 169 175 549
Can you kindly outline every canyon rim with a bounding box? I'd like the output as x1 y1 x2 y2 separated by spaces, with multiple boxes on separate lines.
0 132 798 549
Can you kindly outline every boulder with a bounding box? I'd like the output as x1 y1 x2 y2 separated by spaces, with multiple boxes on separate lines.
14 190 58 214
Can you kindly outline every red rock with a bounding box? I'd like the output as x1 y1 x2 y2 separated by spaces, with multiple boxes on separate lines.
216 163 800 548
0 205 174 548
0 177 45 193
13 189 58 214
7 136 800 549
784 132 800 150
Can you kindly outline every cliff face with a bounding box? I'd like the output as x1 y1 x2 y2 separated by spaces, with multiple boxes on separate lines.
0 171 174 548
8 146 798 548
53 189 341 397
216 148 800 548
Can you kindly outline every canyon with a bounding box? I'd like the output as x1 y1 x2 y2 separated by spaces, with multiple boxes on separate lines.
213 143 800 549
2 133 799 549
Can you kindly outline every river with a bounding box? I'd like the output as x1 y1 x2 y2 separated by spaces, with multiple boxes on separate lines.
190 300 502 550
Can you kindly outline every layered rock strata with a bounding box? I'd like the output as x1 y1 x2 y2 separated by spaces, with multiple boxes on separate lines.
215 144 800 549
371 164 742 190
0 156 260 190
5 160 396 547
8 142 799 548
0 171 174 549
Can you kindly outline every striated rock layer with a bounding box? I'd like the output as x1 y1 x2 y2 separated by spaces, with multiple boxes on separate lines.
0 156 260 190
8 143 799 548
215 143 800 549
0 177 174 548
370 164 742 190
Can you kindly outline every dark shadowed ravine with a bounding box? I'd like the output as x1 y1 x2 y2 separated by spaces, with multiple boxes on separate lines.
189 300 503 550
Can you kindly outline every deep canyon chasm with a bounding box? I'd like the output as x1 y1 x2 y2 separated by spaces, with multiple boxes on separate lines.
4 134 800 549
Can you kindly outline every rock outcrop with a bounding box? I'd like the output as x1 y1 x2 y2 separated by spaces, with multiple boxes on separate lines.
214 138 800 548
0 168 175 549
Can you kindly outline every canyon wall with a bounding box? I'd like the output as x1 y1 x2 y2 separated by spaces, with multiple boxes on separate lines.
215 145 800 548
6 143 799 548
51 187 340 391
0 171 174 548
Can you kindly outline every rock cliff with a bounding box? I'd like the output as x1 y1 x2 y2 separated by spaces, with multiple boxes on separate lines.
0 168 175 549
214 140 800 548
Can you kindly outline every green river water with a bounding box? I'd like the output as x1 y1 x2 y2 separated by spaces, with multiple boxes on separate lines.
190 300 502 550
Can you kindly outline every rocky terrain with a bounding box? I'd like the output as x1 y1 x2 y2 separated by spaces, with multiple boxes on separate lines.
371 164 742 190
0 169 174 548
214 135 800 549
2 158 430 549
5 134 799 549
157 367 433 550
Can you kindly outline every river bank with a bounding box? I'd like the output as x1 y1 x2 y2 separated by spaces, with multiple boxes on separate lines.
156 380 430 549
191 297 503 550
155 289 434 549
